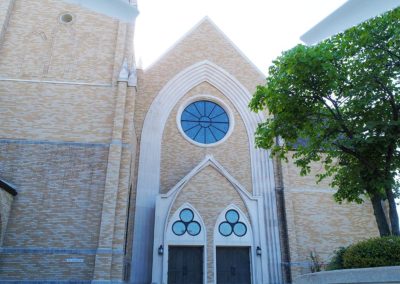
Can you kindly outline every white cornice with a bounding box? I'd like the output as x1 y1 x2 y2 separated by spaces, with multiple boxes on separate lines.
301 0 400 45
61 0 139 22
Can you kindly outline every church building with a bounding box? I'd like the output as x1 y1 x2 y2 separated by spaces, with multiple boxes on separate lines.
0 1 379 283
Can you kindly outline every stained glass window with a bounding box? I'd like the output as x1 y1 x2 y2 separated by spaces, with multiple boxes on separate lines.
218 209 247 237
172 208 201 237
181 100 229 145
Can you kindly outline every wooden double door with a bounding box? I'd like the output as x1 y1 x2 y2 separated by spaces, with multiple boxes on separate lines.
167 246 251 284
216 247 251 284
168 246 203 284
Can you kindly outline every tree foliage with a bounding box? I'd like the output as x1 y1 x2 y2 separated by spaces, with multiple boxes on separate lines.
249 8 400 236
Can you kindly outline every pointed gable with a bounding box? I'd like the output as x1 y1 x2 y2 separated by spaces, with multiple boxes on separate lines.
163 155 251 200
143 17 265 95
166 155 251 229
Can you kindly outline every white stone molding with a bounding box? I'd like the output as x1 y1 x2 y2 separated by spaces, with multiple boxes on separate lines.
214 204 253 246
213 205 257 284
131 60 282 284
152 202 207 284
61 0 139 22
118 58 129 82
0 78 111 86
128 64 137 87
152 155 267 284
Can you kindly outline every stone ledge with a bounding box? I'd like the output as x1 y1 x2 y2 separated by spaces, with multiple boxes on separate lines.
294 266 400 284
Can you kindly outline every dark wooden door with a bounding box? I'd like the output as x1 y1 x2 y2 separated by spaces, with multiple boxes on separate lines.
168 246 203 284
216 247 251 284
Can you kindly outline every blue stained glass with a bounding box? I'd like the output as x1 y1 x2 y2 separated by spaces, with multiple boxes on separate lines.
180 209 194 223
226 210 239 224
172 221 186 236
181 100 229 145
219 222 233 237
187 221 201 236
186 104 202 117
233 222 247 237
181 111 199 122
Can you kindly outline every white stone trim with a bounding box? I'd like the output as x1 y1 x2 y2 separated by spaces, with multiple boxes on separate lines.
214 205 253 246
0 77 112 87
166 203 206 244
160 155 254 201
151 156 267 284
152 202 207 284
62 0 139 22
176 95 235 148
287 187 335 194
131 60 282 284
213 205 256 284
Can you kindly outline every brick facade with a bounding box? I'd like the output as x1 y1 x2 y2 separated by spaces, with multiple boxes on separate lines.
0 0 137 281
0 1 379 283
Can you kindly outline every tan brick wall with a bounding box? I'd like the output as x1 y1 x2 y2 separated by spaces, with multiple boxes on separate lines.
0 0 124 144
282 154 379 278
170 165 249 284
0 0 136 281
0 144 108 249
0 254 96 280
0 143 108 279
0 0 118 83
0 189 13 246
282 153 331 189
135 19 265 141
160 82 252 194
0 82 116 143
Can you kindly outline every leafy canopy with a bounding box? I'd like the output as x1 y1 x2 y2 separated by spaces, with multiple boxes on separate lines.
249 7 400 204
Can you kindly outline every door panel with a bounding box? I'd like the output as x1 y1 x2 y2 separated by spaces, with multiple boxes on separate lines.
168 246 203 284
217 247 251 284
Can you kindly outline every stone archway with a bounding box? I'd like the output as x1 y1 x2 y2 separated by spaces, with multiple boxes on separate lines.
131 60 281 284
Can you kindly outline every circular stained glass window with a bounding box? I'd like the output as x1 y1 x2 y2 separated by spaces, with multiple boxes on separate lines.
226 210 239 224
180 209 194 223
219 222 233 237
181 100 229 145
187 221 201 236
218 209 247 237
172 208 202 237
233 222 247 237
172 221 186 236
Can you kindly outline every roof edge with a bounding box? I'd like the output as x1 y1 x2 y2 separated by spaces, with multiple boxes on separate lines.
144 16 266 78
144 16 210 71
0 178 18 196
301 0 400 45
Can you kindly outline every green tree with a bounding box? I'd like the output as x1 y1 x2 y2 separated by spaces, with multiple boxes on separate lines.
249 8 400 236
